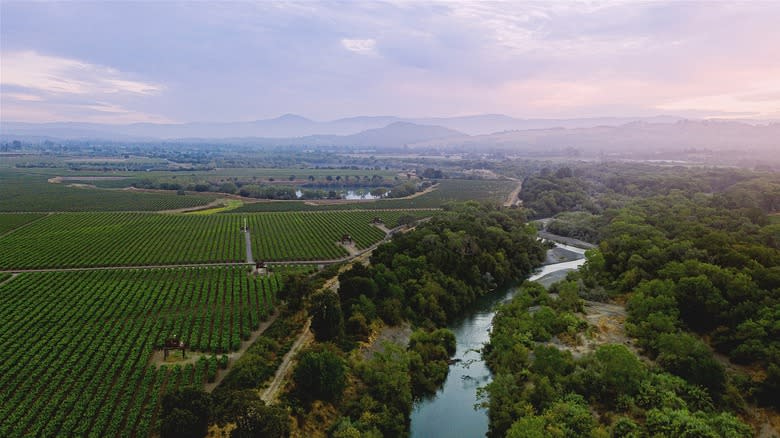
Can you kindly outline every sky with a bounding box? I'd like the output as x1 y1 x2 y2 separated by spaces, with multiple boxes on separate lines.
2 1 780 124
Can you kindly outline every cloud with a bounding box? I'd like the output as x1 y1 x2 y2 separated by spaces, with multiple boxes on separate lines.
1 51 163 95
2 1 780 121
341 38 377 55
0 51 168 122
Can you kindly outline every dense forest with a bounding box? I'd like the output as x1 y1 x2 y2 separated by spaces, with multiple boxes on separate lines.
484 164 780 437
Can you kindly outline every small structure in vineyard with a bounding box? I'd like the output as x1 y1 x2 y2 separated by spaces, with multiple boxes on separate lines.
340 233 353 245
162 336 186 360
254 260 268 275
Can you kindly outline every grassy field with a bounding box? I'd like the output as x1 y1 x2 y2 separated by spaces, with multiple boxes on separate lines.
0 172 217 212
232 178 517 212
0 267 289 437
0 213 46 235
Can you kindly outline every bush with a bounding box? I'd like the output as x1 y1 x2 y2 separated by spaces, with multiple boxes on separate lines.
293 348 347 403
160 386 212 438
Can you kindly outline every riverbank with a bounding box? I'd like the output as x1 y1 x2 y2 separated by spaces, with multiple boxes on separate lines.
410 242 587 437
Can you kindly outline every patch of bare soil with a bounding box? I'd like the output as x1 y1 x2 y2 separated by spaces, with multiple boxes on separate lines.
361 322 413 361
339 241 360 257
371 222 391 234
547 300 633 358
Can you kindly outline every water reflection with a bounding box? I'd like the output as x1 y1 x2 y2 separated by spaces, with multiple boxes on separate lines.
410 243 587 438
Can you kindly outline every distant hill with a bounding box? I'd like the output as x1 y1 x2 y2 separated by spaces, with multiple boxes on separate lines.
1 114 690 140
410 120 780 164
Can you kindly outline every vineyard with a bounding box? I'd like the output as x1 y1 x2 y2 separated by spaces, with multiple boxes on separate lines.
0 213 245 269
0 210 433 269
249 210 432 261
0 213 46 235
0 267 291 437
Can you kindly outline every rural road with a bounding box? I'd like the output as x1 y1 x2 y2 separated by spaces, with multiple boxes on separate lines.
260 319 313 403
503 178 523 207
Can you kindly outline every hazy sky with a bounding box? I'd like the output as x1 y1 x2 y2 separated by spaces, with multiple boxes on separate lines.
2 1 780 123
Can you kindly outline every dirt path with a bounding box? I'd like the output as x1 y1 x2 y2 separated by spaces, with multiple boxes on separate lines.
503 178 523 207
0 213 51 239
147 311 280 392
158 198 229 214
0 273 18 287
244 230 254 264
260 319 313 403
257 219 407 404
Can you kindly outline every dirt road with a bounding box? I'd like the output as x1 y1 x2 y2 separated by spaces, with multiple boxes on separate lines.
260 319 313 403
504 178 523 207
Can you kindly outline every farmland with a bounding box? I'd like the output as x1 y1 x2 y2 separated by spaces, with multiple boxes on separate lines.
249 210 431 261
0 210 433 269
0 213 46 235
0 213 245 269
0 267 285 437
232 178 518 212
0 172 217 212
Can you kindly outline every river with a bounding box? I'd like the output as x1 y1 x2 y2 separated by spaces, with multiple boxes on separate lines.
409 242 587 438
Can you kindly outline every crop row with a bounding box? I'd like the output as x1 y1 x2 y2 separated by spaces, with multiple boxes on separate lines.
0 210 434 269
0 213 47 235
0 213 244 269
249 210 432 261
0 267 281 437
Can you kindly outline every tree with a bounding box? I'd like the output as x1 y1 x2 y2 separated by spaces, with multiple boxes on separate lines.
656 333 725 395
160 386 212 438
506 415 548 438
293 348 347 403
309 290 345 342
590 344 646 402
280 272 312 311
231 399 290 438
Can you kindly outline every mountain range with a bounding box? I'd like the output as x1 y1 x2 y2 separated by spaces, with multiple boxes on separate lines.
1 115 778 165
1 113 688 140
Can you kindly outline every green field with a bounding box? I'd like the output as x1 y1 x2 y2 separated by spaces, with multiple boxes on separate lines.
0 213 46 235
0 173 216 212
0 267 286 437
0 210 434 269
232 179 517 212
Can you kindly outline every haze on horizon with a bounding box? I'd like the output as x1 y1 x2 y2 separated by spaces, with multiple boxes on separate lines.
2 1 780 124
